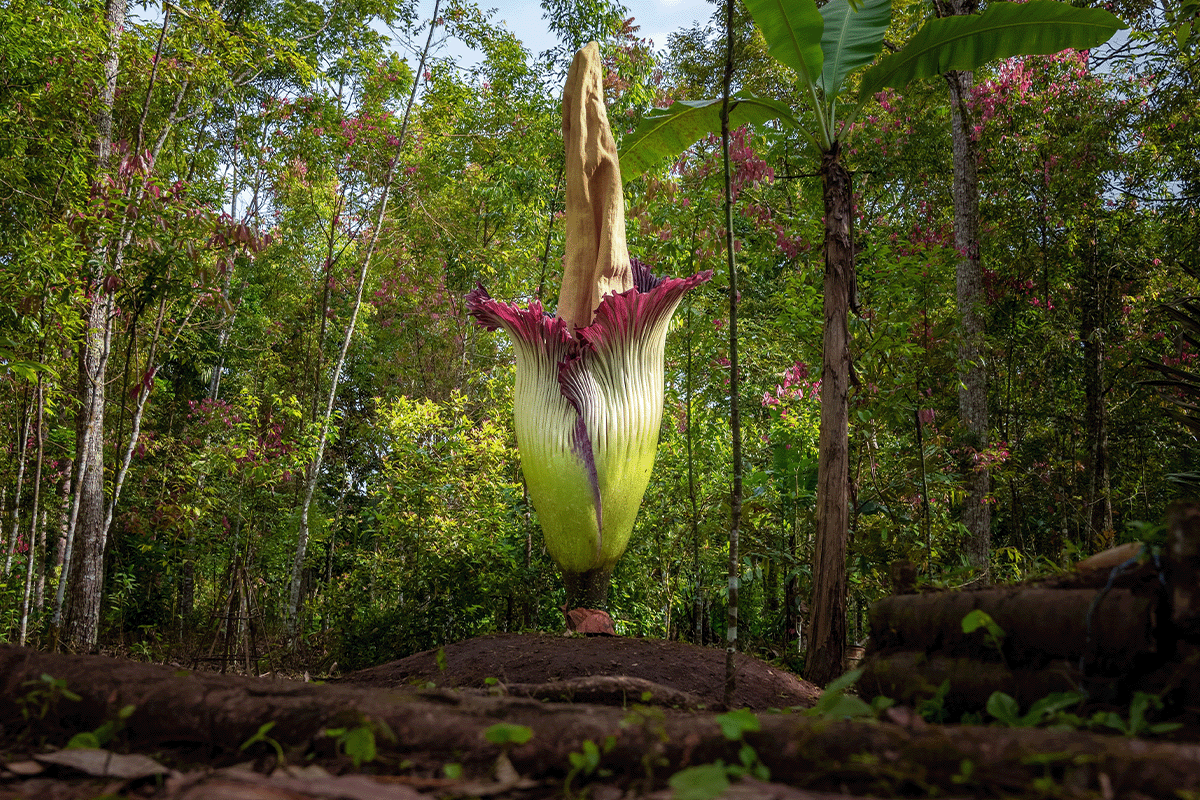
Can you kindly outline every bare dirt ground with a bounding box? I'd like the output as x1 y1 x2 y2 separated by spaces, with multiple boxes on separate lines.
0 634 1198 800
338 633 820 711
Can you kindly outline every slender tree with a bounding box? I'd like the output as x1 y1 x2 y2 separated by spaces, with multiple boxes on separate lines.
718 0 743 710
935 0 990 575
286 0 441 634
60 0 125 652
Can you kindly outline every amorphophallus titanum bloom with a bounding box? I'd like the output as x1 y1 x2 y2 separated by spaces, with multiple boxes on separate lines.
467 43 710 611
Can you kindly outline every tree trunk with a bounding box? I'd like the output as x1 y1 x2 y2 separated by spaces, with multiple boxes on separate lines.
62 0 125 653
719 0 742 709
20 377 45 646
805 145 852 687
4 388 32 573
949 68 990 575
944 9 990 576
1081 225 1113 551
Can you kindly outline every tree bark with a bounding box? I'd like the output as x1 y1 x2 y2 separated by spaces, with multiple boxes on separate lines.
947 68 990 574
943 7 990 577
805 146 852 687
19 377 45 646
4 387 32 573
719 0 742 709
60 0 126 653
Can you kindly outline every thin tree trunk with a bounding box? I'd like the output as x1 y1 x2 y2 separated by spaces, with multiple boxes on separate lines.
941 0 990 576
20 376 46 646
35 509 47 613
805 145 853 688
719 0 742 709
687 293 702 647
286 0 440 633
64 290 115 651
5 386 32 572
61 0 125 652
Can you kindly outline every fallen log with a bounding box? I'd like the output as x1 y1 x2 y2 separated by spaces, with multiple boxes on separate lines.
861 502 1200 720
0 645 1199 799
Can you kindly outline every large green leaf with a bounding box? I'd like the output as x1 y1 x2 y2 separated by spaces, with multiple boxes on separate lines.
744 0 825 88
858 0 1124 101
618 94 800 183
819 0 892 101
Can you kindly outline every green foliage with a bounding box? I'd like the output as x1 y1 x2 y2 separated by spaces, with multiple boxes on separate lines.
985 690 1085 728
484 723 534 746
1096 692 1183 737
324 725 377 768
917 680 952 723
668 707 769 800
961 609 1005 653
669 762 730 800
17 674 81 724
818 0 891 101
66 704 136 750
858 1 1125 100
619 95 799 182
715 708 761 740
240 721 286 764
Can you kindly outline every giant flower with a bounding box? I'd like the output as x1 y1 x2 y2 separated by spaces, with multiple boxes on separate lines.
467 43 710 611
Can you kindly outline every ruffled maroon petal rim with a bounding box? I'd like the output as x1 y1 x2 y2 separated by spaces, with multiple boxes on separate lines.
466 284 572 347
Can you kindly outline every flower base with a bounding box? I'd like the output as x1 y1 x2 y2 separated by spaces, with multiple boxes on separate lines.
562 566 614 611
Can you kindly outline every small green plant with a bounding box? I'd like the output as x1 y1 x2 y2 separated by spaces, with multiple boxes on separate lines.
17 674 81 723
485 723 533 747
951 758 975 786
620 705 670 788
443 762 463 779
961 609 1006 654
240 721 286 764
324 714 396 768
917 680 952 723
324 725 376 768
1097 692 1182 737
666 709 770 800
66 704 137 749
802 669 879 720
669 762 730 800
985 690 1086 728
564 736 615 797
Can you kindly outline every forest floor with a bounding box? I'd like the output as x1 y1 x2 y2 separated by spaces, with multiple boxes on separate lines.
0 632 1197 800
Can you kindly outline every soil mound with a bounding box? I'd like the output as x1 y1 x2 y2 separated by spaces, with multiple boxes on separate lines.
339 632 819 710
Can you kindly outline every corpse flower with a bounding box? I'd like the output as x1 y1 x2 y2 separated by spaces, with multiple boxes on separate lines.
467 43 711 611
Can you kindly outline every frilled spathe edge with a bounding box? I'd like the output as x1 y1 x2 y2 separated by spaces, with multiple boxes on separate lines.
466 259 713 370
466 259 711 570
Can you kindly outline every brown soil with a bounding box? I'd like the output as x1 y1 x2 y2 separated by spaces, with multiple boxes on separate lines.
339 633 820 711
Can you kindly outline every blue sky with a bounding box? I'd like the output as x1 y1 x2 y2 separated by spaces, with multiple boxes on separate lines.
430 0 719 67
494 0 717 55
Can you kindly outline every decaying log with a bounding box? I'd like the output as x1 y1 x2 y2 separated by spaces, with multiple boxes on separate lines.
1 645 1199 799
860 652 1103 713
868 587 1157 669
861 504 1200 720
